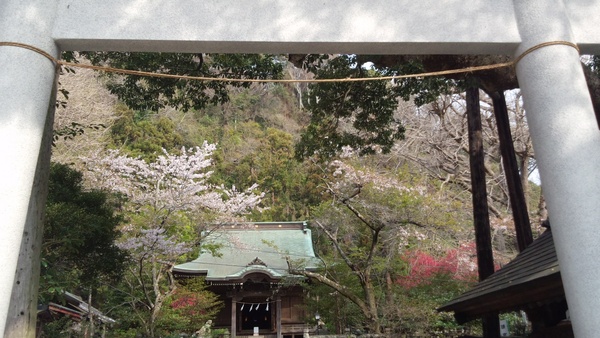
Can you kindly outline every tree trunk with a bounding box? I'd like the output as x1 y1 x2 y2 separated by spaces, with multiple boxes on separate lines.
489 90 533 251
87 291 95 338
362 275 380 333
537 191 548 222
385 270 393 307
287 256 382 333
466 86 500 338
519 153 531 206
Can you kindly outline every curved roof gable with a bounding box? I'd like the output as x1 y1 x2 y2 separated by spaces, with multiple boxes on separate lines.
174 221 319 282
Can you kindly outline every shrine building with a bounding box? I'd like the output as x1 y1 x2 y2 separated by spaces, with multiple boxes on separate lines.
173 221 319 338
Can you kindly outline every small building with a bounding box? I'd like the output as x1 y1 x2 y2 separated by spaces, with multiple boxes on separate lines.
37 291 116 337
438 229 573 338
174 221 320 338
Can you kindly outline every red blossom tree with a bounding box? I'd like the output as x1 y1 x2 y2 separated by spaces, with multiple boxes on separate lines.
397 243 479 289
162 278 222 332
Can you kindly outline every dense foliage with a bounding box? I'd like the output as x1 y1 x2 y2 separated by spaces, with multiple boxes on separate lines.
108 107 187 159
288 152 478 334
296 55 407 159
156 278 223 335
82 52 284 112
40 163 127 337
47 51 551 337
41 163 127 303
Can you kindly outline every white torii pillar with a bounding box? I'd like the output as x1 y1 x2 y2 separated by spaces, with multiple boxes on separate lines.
1 0 600 337
514 1 600 337
0 0 60 336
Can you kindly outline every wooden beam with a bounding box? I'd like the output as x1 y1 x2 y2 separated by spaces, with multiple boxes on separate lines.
489 90 533 251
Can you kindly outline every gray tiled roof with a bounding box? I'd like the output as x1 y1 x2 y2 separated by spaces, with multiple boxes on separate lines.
438 230 564 322
174 222 320 282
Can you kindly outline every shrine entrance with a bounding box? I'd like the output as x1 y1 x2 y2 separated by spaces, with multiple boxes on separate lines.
240 297 273 332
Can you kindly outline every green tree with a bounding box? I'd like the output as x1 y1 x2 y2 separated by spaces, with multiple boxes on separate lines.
82 52 284 112
40 162 127 315
41 163 126 302
215 125 322 220
156 278 223 335
108 105 188 160
288 156 457 333
295 55 408 159
393 272 476 336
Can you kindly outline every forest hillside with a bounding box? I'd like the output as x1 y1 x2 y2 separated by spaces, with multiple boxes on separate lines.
45 55 545 337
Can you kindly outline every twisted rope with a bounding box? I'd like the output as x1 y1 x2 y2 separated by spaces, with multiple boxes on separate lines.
0 40 580 83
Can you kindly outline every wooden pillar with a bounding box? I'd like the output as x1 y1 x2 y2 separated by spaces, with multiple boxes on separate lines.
231 297 238 338
489 90 533 252
466 86 500 338
276 297 282 338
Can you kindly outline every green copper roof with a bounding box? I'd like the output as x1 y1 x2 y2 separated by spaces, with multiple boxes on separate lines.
174 222 319 282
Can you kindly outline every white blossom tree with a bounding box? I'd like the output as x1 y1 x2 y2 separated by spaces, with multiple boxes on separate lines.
84 142 263 337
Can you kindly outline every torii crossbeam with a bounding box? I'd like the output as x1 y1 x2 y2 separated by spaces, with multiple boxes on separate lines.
1 0 600 336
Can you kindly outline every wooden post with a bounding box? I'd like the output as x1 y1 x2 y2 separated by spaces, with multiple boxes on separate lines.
466 86 499 338
489 90 533 251
276 297 282 338
231 297 237 338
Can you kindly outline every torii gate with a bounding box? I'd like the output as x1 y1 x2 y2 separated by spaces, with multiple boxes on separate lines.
1 0 600 336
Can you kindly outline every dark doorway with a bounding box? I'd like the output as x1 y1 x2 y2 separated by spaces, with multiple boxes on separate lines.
241 302 272 331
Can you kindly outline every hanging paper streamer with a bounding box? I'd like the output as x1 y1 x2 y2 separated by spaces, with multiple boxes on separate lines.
240 302 273 312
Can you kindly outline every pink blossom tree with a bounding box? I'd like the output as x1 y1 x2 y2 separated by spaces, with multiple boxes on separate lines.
84 142 263 337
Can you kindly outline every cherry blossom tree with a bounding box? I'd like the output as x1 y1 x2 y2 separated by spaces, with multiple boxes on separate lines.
84 142 263 337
